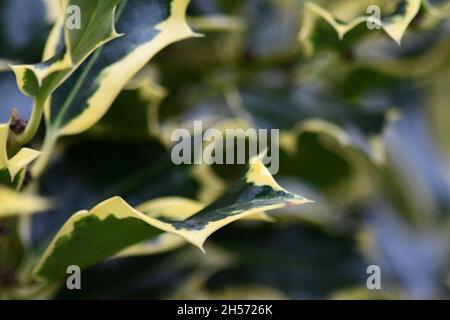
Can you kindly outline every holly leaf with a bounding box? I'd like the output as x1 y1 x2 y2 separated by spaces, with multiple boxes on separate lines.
114 197 203 258
34 157 310 281
0 123 40 183
299 0 421 54
115 197 273 258
11 0 123 100
47 0 197 137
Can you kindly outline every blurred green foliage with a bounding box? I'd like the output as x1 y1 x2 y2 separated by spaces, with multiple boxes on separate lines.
1 0 450 299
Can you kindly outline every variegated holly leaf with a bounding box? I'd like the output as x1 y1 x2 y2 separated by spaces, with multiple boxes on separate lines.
299 0 421 54
32 137 221 246
114 197 202 258
8 0 124 146
34 157 310 281
11 0 122 99
278 119 378 205
115 197 273 258
0 123 40 183
46 0 197 137
84 67 167 141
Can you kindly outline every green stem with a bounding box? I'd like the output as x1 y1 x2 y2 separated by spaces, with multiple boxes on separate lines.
12 97 45 151
31 46 103 178
31 130 58 179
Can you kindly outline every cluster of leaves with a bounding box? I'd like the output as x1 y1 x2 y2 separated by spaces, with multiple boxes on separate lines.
1 0 450 299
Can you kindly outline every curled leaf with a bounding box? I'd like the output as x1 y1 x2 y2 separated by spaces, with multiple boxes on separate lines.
116 196 273 258
299 0 421 54
34 157 310 281
0 123 40 183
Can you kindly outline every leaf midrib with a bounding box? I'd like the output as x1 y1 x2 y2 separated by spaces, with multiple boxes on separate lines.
51 0 128 131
